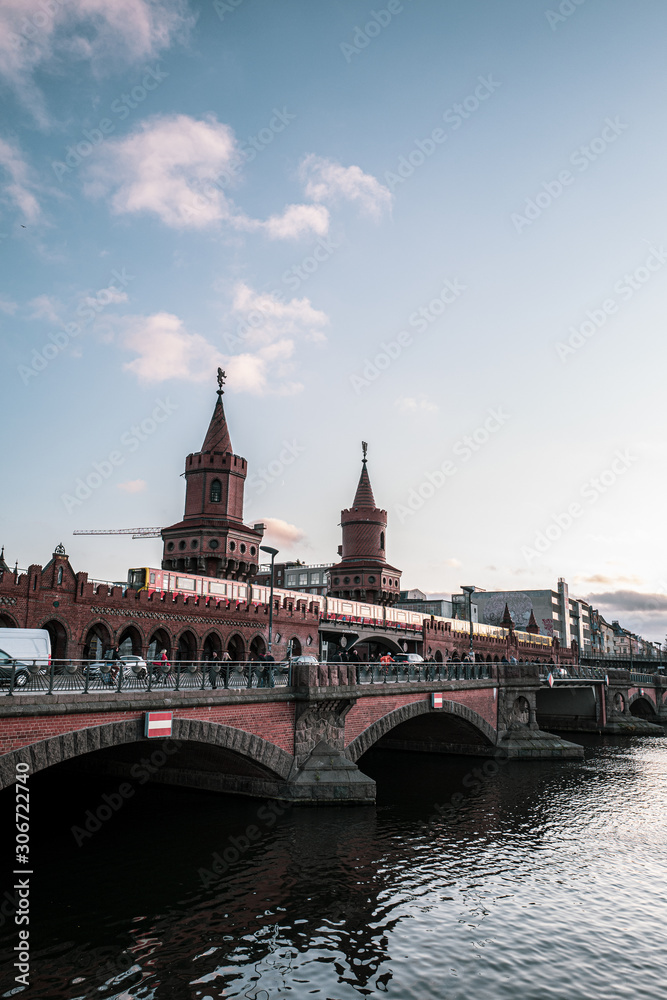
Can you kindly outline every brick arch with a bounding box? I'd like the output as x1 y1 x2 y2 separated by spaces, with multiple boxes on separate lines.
345 699 496 763
628 691 658 718
0 611 19 628
0 717 294 791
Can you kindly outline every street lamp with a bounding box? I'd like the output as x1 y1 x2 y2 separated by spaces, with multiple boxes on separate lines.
260 546 279 655
461 586 475 659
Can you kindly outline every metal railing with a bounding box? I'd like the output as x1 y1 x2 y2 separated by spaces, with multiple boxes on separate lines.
539 664 664 683
0 659 292 696
352 661 494 683
0 658 497 696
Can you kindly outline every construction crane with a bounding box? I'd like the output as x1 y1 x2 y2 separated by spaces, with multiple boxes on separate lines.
73 528 163 540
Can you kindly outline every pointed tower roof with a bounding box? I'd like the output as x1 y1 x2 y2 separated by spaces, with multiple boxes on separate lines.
526 609 539 634
201 373 232 454
501 603 514 630
352 441 376 508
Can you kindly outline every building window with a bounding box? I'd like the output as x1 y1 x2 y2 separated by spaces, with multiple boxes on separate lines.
299 573 308 586
354 576 361 584
240 543 246 554
229 541 236 551
167 542 174 551
210 479 222 503
191 539 198 548
380 532 385 550
250 546 256 555
333 577 340 585
287 575 297 585
178 541 186 550
344 576 350 584
209 539 219 549
368 575 376 583
311 573 321 585
57 566 63 584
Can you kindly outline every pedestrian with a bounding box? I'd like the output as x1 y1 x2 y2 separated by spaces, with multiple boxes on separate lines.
380 651 394 678
157 648 170 685
110 644 121 684
208 650 219 690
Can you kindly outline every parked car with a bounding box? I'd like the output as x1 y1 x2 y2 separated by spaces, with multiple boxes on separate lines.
282 655 319 665
391 653 424 664
0 648 40 688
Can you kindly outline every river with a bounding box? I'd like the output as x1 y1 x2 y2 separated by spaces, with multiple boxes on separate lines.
1 734 666 999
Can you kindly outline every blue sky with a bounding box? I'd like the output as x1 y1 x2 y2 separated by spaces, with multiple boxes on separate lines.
2 0 667 640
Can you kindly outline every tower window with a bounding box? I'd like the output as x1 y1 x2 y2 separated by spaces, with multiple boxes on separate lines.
210 479 222 503
57 567 63 584
380 532 385 550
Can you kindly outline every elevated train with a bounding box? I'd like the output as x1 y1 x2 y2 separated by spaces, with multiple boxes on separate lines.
127 566 554 652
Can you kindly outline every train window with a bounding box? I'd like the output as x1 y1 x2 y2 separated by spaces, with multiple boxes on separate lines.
210 479 222 503
208 581 227 595
128 569 145 588
175 577 196 591
149 573 155 584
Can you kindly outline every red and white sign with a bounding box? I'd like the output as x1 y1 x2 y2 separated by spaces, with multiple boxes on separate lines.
431 692 444 709
144 711 173 738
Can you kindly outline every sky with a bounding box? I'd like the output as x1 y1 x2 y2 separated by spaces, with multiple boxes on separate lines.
2 0 667 642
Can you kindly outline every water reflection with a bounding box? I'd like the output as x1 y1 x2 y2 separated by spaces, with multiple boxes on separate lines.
1 735 666 999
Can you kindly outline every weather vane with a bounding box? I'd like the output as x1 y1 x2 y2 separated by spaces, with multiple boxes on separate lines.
217 367 226 394
362 441 368 463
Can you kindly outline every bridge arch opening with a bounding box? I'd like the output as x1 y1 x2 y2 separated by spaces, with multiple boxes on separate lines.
117 625 142 656
630 696 657 721
347 700 496 764
0 612 18 628
227 633 245 662
42 618 68 659
250 635 267 660
148 629 171 661
1 719 294 797
202 630 222 660
83 622 112 661
176 629 197 662
288 637 302 657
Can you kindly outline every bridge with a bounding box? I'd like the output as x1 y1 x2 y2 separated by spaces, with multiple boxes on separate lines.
1 660 664 804
537 664 667 734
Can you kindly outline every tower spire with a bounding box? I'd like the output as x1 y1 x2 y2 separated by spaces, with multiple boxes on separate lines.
201 371 232 454
353 441 376 508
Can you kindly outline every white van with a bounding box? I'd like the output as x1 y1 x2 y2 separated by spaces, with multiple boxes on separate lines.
0 628 51 666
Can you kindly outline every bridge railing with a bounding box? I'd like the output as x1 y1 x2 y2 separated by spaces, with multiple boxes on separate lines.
353 661 494 684
0 659 292 696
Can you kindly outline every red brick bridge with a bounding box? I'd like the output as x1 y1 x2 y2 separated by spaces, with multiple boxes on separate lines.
0 662 593 804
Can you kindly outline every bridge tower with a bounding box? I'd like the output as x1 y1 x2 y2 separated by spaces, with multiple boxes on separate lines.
161 373 264 580
329 442 402 605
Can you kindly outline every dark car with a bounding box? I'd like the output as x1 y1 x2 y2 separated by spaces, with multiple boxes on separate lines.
0 648 38 688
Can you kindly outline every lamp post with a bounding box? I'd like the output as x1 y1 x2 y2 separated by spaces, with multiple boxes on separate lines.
260 546 279 656
461 586 475 659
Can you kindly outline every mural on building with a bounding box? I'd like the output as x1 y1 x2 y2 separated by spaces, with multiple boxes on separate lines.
480 592 534 629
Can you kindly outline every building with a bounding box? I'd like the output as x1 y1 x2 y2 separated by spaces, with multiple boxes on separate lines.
160 376 264 581
254 562 332 595
454 580 592 653
397 590 454 618
328 445 402 605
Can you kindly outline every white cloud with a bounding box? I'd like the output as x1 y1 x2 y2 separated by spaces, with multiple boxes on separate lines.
85 114 330 241
0 296 18 315
299 154 393 221
85 114 240 229
28 294 61 322
121 311 218 382
0 0 191 125
117 479 147 493
261 203 330 240
259 517 306 547
396 395 439 414
0 137 41 224
230 282 328 347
